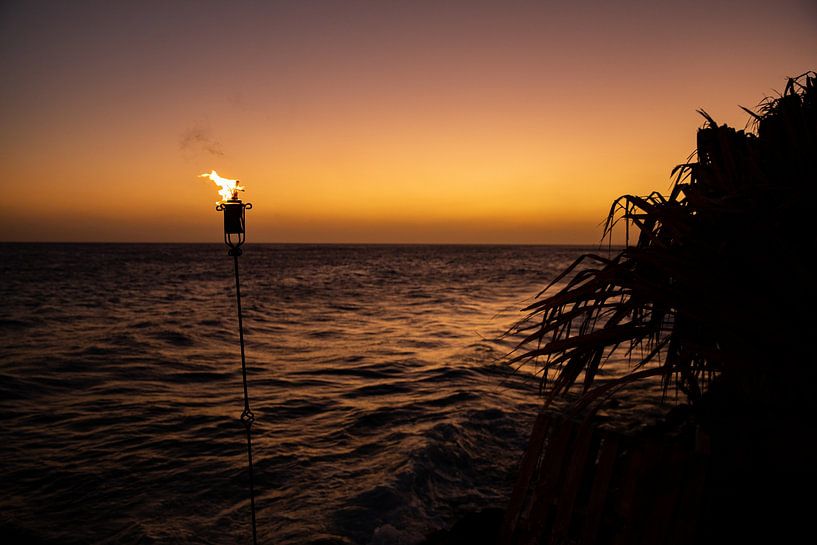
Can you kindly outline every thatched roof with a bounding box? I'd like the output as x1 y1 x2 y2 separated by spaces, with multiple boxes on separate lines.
507 72 817 412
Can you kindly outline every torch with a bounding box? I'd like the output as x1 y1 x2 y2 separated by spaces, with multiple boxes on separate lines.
201 170 258 545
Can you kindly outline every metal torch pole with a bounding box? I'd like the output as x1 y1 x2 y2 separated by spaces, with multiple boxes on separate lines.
231 249 258 545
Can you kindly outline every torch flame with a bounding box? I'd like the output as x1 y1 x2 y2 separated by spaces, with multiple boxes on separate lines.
200 170 244 203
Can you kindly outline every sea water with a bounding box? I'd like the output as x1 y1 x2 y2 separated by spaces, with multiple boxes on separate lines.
0 243 591 545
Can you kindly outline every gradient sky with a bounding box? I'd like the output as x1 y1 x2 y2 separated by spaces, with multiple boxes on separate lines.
1 0 815 243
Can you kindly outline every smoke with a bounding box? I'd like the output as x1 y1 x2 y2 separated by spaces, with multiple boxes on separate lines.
179 123 224 158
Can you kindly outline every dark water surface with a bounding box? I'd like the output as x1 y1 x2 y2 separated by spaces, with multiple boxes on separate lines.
0 244 588 545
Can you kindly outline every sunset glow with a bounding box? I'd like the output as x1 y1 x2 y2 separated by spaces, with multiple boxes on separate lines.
0 1 815 243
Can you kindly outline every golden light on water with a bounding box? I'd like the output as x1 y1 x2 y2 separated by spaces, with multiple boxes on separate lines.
200 170 244 203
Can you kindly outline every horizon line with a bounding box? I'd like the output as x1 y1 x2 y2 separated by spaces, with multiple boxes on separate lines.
0 240 616 247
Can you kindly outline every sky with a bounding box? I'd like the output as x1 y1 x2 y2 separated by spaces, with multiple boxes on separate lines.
1 0 815 243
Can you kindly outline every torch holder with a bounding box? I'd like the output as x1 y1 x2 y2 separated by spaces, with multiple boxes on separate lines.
216 199 253 255
215 195 258 544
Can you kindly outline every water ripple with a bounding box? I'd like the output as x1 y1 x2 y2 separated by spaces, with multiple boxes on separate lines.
0 243 590 544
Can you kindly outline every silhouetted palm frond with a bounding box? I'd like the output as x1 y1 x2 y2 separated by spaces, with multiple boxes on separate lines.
507 72 817 409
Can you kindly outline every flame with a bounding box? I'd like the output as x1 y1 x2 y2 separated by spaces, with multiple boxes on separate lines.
200 170 244 203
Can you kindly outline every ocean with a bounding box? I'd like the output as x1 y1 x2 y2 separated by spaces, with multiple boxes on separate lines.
0 243 592 545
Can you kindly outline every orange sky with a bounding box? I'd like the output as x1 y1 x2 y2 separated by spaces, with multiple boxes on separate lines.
1 1 815 243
